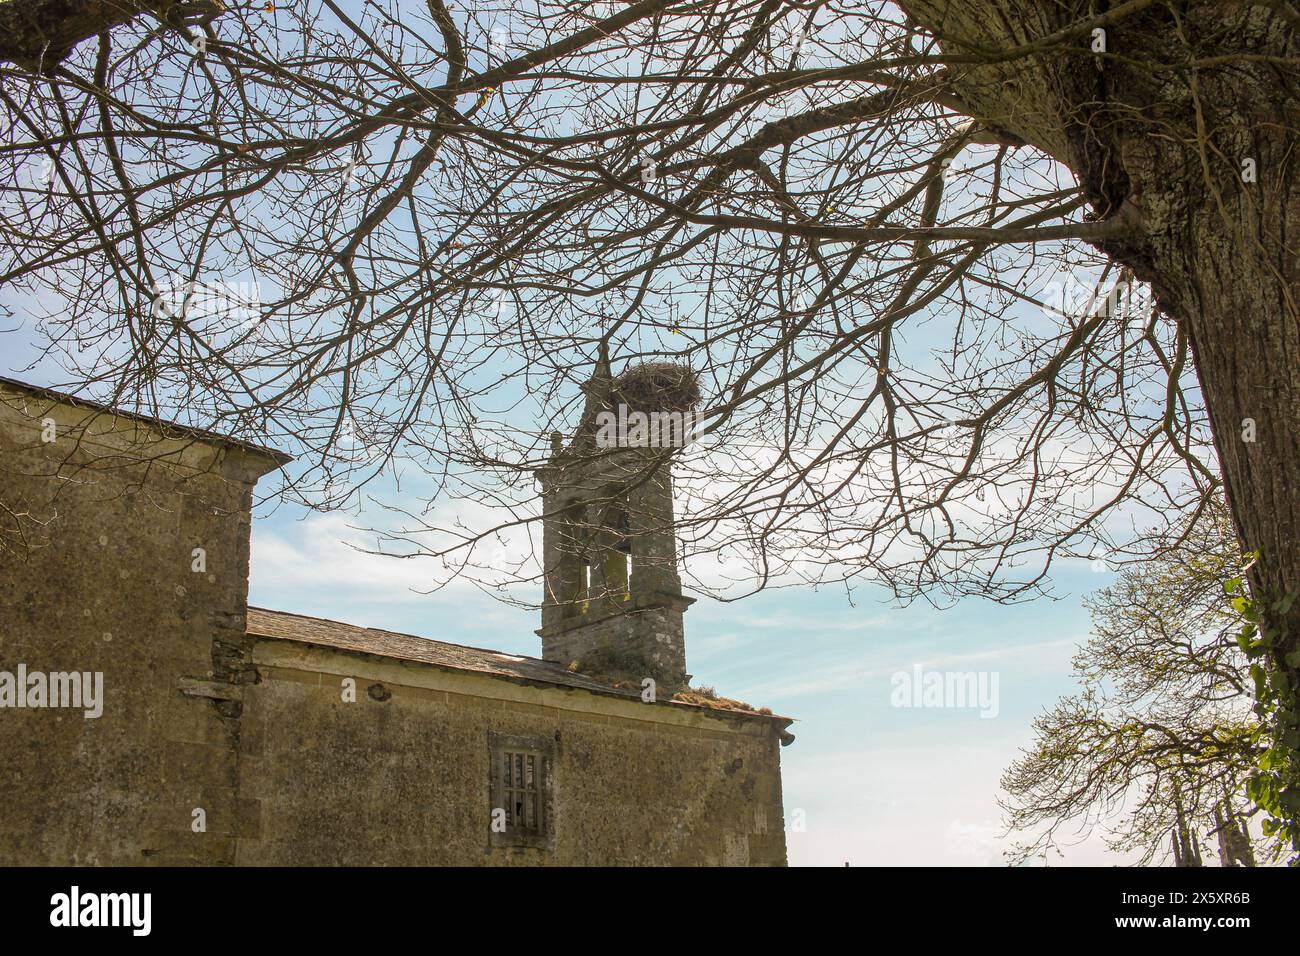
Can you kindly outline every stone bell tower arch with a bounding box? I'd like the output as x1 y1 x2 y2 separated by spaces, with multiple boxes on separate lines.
536 351 700 692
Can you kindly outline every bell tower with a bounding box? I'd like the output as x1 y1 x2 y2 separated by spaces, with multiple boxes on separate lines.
536 353 698 692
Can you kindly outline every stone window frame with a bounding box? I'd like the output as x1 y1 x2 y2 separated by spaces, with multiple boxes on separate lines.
488 732 555 850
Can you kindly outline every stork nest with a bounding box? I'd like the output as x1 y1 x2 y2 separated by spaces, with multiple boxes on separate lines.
611 361 700 412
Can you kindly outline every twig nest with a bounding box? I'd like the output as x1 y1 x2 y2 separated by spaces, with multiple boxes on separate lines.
612 361 700 412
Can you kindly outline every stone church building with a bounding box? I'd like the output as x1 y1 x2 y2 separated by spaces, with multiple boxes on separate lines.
0 368 792 866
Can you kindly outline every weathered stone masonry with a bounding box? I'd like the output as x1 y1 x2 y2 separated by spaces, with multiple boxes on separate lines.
0 375 792 866
0 376 284 865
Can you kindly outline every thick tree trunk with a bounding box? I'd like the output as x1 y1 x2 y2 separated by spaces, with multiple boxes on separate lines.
899 0 1300 729
0 0 222 69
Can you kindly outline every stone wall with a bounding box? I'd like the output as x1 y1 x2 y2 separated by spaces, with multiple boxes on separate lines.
538 600 691 690
237 640 789 866
0 382 281 865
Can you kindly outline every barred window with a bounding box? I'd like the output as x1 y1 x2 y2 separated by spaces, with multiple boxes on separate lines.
502 750 542 834
489 733 554 849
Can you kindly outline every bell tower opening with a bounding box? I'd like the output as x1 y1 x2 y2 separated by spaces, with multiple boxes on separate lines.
536 354 698 691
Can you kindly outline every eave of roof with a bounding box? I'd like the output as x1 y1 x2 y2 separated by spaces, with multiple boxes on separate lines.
245 606 791 727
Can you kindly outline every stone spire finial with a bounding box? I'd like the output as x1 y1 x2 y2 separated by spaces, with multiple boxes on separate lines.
574 342 614 440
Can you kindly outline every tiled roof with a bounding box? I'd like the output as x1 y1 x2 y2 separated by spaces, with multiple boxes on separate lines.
245 606 788 725
246 606 632 696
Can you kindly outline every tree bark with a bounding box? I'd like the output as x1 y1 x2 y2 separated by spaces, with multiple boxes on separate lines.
900 0 1300 720
0 0 222 69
